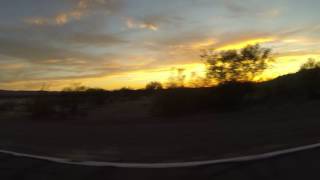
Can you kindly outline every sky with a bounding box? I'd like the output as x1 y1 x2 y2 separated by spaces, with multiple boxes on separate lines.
0 0 319 90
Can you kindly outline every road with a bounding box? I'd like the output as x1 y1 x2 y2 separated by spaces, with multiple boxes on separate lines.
0 144 320 180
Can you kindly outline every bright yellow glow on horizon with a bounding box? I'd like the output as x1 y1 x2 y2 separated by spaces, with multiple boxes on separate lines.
81 63 208 90
261 54 320 80
217 37 275 51
76 54 320 90
189 37 275 51
1 53 318 91
1 36 319 91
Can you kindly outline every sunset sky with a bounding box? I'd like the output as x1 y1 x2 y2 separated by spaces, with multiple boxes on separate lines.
0 0 320 90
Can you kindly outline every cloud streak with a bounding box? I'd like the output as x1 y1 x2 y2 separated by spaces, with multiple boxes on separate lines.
126 17 159 31
24 0 124 26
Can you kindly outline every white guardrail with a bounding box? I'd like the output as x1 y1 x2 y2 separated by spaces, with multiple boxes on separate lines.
0 142 320 169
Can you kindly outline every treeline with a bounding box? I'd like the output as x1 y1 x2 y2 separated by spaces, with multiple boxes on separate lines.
25 85 156 119
1 61 319 120
152 59 320 116
2 45 320 120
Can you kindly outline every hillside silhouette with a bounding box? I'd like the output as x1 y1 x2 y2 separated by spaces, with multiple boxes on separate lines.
0 65 319 119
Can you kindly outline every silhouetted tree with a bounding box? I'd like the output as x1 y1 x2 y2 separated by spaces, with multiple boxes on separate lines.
85 88 108 105
189 72 212 88
166 68 186 88
298 58 320 99
202 44 273 84
62 83 88 92
145 81 163 90
300 58 320 71
59 83 88 115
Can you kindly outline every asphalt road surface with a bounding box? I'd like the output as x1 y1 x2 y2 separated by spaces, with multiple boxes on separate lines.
0 145 320 180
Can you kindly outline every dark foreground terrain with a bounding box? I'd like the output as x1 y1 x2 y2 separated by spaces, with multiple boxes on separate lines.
0 99 320 162
0 69 320 179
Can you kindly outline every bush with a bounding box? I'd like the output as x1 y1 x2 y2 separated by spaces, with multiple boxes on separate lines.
152 88 213 116
26 90 111 120
211 81 256 111
300 68 320 99
57 92 82 116
0 101 16 111
27 94 58 119
152 81 256 116
145 81 163 91
85 88 110 106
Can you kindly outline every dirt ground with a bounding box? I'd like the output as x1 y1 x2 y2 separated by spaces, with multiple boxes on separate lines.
0 97 320 163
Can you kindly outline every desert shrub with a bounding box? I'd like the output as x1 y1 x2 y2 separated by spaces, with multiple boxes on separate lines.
210 81 256 111
145 81 163 91
85 88 110 105
56 86 108 116
300 68 320 99
57 93 78 114
152 88 213 116
0 101 16 111
26 89 110 119
152 81 256 116
300 58 320 71
27 94 58 119
166 68 187 88
111 87 149 102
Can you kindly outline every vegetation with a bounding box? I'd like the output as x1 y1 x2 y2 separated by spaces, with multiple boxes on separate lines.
300 58 320 71
25 84 111 120
152 82 256 116
0 101 16 111
298 59 320 99
166 68 187 88
150 45 320 116
152 66 320 116
145 81 163 91
2 45 320 119
202 44 273 84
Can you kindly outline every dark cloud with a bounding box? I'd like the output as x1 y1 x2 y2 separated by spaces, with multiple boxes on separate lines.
220 0 280 18
222 0 250 14
0 37 93 63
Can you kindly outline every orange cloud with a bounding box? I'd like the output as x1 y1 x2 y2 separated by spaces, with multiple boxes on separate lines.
0 63 27 70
